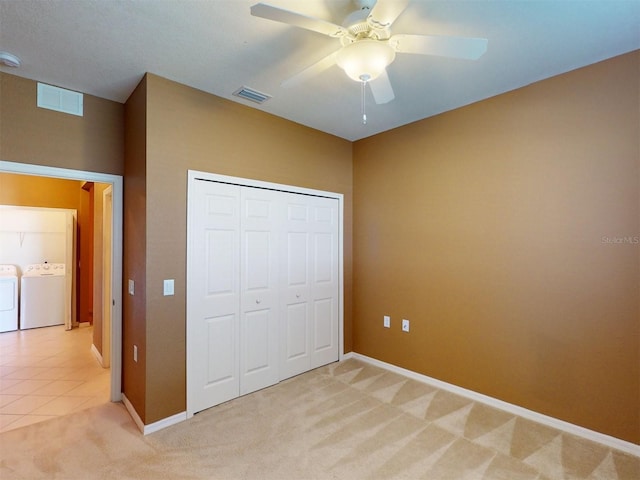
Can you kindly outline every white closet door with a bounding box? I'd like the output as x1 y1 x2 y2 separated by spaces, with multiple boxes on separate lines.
188 180 241 413
280 194 339 379
188 174 340 415
280 196 312 379
239 187 280 395
308 195 340 369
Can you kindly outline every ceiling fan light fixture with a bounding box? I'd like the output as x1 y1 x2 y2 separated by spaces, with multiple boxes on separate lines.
336 40 395 82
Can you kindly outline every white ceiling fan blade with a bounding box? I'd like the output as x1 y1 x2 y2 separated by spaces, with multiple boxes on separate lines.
368 69 395 104
391 34 488 60
367 0 410 30
251 3 347 38
281 50 339 88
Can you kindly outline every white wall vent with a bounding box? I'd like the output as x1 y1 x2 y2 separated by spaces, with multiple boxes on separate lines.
232 86 272 104
37 83 84 117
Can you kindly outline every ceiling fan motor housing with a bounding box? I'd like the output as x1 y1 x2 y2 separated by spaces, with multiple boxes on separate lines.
341 6 391 43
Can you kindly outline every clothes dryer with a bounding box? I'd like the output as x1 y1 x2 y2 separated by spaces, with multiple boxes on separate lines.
20 263 66 329
0 265 19 332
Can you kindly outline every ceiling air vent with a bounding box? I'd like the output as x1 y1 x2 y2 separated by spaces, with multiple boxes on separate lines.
232 86 272 104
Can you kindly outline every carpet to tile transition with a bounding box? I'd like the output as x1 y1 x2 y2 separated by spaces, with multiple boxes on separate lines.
1 359 638 479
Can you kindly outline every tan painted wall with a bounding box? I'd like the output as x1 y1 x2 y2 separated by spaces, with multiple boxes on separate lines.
141 74 353 423
352 51 640 444
0 72 124 175
0 173 82 208
123 77 148 420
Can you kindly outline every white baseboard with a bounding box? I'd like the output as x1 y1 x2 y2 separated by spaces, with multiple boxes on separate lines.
121 393 145 433
348 352 640 457
122 393 187 436
143 411 187 435
341 351 355 361
90 344 104 366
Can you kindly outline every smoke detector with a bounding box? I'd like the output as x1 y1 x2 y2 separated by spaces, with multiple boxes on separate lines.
0 52 21 68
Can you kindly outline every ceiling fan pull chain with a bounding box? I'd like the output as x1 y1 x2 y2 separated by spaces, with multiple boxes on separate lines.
360 75 368 125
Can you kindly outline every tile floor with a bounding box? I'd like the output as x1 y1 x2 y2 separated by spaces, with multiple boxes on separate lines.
0 323 110 433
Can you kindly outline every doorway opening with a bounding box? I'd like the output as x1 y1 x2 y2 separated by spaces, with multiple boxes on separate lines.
0 160 123 403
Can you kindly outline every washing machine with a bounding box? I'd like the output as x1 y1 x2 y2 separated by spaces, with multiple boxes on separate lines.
20 263 66 330
0 265 19 333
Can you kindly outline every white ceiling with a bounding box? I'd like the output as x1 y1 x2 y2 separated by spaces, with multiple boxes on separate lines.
0 0 638 141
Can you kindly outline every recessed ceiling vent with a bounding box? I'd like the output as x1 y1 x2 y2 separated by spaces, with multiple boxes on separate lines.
232 86 272 104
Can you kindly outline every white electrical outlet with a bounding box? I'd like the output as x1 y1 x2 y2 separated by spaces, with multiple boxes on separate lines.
133 345 138 363
402 319 410 332
383 315 391 328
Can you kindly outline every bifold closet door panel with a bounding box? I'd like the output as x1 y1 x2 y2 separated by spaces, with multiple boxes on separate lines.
280 193 339 380
189 181 241 413
307 195 340 369
280 195 312 380
239 187 280 395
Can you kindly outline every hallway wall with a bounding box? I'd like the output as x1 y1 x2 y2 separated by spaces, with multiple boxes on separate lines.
0 72 124 175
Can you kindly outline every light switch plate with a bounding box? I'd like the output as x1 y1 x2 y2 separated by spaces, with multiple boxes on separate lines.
128 279 135 296
383 315 391 328
402 319 410 332
163 279 175 296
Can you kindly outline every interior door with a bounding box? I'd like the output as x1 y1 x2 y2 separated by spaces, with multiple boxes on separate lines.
101 186 113 367
78 182 94 325
239 187 280 395
188 180 241 413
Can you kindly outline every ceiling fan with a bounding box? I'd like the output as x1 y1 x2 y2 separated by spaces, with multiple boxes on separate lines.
250 0 488 114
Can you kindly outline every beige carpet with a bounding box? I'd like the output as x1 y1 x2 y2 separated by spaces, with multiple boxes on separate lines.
1 358 638 479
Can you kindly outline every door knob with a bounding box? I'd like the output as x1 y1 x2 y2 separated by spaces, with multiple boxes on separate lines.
256 299 261 304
